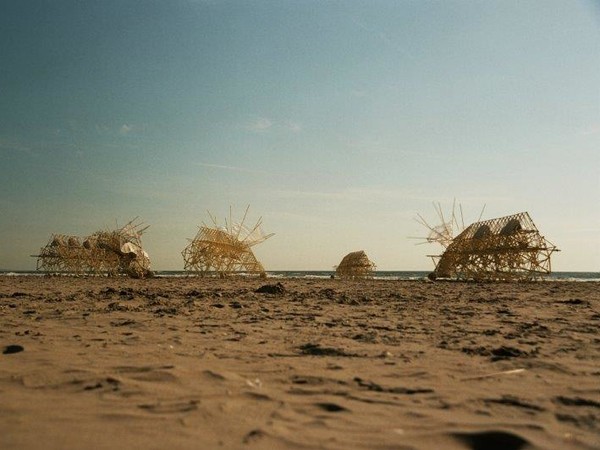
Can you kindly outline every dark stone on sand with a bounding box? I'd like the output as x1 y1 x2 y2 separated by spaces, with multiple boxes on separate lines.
119 289 133 298
452 430 530 450
107 302 126 311
461 346 488 356
315 402 348 412
110 319 136 327
461 345 528 361
3 345 24 354
291 375 329 385
490 346 527 361
354 377 433 394
185 289 203 298
558 298 589 306
255 283 286 295
10 292 28 298
320 288 336 299
243 429 266 444
298 343 357 357
153 307 178 316
138 400 197 414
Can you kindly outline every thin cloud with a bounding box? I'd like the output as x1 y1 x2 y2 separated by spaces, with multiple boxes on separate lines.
196 162 264 174
120 124 133 134
118 123 147 135
245 117 273 133
283 121 302 133
96 123 140 136
244 117 301 133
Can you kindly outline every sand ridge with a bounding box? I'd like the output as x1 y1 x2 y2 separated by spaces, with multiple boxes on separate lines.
1 276 599 449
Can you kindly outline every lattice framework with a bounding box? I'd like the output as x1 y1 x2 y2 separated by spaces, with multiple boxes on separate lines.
36 218 151 278
335 250 376 279
182 207 273 278
429 212 558 281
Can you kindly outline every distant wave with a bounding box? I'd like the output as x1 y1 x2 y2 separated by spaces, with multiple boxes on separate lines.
2 270 599 282
157 270 600 282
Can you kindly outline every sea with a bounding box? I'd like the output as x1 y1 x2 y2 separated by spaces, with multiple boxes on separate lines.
1 270 599 282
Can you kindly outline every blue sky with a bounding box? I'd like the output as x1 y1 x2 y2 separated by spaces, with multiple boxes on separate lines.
1 0 598 271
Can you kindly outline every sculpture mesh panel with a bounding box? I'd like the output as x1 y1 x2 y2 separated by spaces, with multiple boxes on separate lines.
36 218 151 278
182 207 273 277
335 250 376 279
430 212 558 281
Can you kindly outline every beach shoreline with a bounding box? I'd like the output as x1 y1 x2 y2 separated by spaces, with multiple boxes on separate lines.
1 276 598 449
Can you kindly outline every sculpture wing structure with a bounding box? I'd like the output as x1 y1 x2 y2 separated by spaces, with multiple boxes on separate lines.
430 212 558 281
182 207 273 278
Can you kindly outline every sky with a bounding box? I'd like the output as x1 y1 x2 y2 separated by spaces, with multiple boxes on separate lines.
0 0 599 271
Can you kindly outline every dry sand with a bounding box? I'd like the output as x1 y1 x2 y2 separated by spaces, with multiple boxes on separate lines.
0 276 598 449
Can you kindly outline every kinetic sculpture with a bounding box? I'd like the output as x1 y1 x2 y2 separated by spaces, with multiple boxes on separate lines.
182 207 273 277
418 205 558 281
335 250 376 279
35 218 151 278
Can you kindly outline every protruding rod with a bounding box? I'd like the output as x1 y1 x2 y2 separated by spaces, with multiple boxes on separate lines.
237 205 250 240
477 204 486 222
207 210 218 227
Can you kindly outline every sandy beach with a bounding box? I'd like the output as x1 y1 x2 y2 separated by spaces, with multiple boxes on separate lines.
0 276 598 449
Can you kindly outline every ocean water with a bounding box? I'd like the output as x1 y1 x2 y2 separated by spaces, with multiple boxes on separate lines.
265 271 600 282
2 270 598 282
